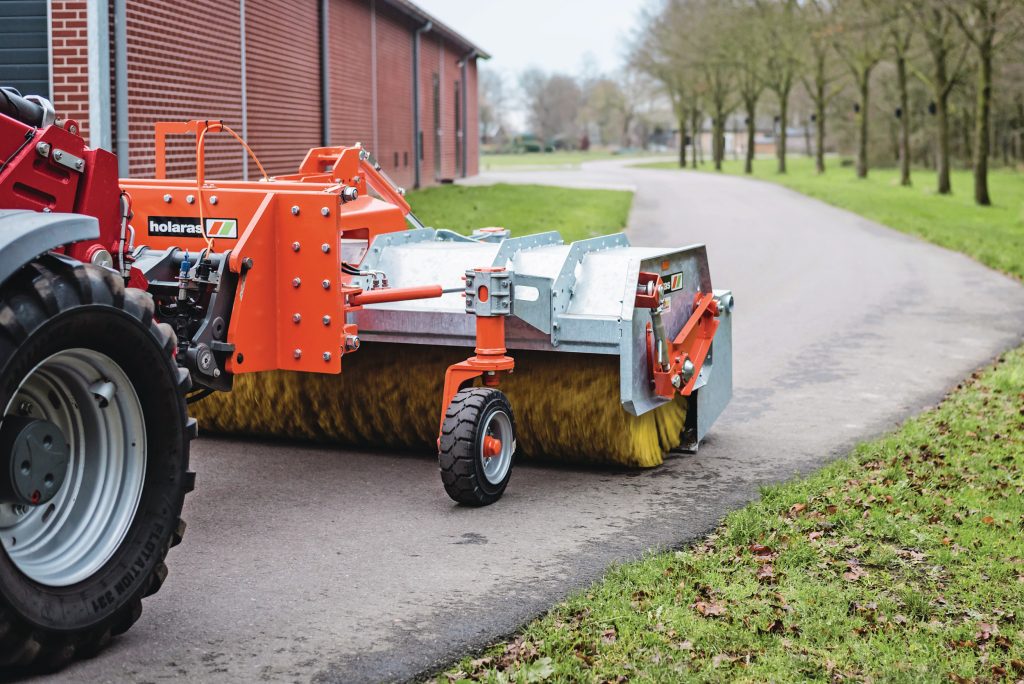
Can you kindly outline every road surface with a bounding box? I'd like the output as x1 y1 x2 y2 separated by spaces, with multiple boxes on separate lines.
46 159 1024 683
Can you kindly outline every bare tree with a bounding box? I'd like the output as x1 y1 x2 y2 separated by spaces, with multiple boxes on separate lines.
520 69 584 144
478 68 508 145
801 0 845 174
758 0 804 173
834 0 887 179
731 1 770 174
886 4 915 186
947 0 1024 205
907 0 969 195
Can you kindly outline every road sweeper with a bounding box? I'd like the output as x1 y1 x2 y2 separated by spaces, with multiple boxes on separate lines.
0 87 731 670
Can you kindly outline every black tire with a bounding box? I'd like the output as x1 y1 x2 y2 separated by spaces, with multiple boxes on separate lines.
438 387 516 506
0 254 195 674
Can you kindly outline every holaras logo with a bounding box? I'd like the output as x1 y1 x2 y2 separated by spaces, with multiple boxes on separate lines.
147 216 238 239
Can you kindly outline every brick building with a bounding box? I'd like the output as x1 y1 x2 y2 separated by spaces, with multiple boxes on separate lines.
1 0 485 188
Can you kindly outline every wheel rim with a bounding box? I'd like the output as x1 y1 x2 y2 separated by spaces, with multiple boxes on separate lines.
480 409 513 486
0 349 146 587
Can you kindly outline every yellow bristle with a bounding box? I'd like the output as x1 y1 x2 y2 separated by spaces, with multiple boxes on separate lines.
190 343 687 467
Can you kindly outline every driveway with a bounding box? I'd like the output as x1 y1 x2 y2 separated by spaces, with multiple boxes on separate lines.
47 159 1024 683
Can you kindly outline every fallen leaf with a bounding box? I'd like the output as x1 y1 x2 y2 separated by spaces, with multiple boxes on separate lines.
790 503 807 516
975 623 996 642
982 516 995 525
757 565 775 583
694 600 726 617
601 628 617 644
1010 659 1024 674
808 531 823 541
749 544 773 556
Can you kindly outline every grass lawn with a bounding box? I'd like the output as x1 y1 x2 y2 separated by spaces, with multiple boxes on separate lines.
634 157 1024 281
407 183 633 243
428 159 1024 683
482 150 656 172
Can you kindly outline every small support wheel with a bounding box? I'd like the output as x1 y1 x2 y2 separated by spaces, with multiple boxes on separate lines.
438 387 516 506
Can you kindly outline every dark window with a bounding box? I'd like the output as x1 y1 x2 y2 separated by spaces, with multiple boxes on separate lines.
394 151 399 168
403 151 408 167
454 81 462 177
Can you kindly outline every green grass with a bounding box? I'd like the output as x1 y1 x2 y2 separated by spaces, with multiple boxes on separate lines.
481 150 654 172
407 183 632 243
433 348 1024 683
634 157 1024 281
428 156 1024 683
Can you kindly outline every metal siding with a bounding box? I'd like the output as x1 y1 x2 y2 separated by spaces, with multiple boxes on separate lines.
374 5 414 189
122 0 243 179
329 0 373 149
1 0 50 98
245 0 321 177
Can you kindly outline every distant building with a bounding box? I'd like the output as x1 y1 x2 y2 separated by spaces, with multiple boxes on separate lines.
1 0 487 188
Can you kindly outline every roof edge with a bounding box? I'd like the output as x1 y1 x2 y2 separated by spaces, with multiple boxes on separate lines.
378 0 490 59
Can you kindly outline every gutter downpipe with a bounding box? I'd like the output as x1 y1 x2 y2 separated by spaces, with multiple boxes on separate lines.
240 0 248 179
320 0 330 146
113 0 128 176
85 0 111 150
412 20 432 189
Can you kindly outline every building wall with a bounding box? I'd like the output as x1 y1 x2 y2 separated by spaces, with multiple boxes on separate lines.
122 0 243 179
245 0 321 177
465 57 478 177
39 0 480 186
49 0 90 139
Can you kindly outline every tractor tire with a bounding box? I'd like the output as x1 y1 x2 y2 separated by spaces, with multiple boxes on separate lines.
0 255 195 674
438 387 516 506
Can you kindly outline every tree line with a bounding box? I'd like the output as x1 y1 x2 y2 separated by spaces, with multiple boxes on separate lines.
631 0 1024 206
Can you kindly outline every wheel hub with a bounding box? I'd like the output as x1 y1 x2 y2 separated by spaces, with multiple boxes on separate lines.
0 416 69 506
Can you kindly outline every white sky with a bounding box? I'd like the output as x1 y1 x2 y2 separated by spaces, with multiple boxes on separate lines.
411 0 645 77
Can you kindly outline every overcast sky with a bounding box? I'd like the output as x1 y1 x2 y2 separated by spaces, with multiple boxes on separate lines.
411 0 645 77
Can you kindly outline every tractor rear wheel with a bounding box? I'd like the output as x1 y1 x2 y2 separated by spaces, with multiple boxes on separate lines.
0 255 195 673
438 387 516 506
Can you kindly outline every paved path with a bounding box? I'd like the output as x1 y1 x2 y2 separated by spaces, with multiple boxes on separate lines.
51 159 1024 683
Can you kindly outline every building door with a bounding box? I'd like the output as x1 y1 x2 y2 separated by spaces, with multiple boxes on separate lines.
1 0 49 98
454 80 462 177
432 74 441 179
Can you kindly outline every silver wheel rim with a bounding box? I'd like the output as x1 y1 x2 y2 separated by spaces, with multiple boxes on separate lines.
480 409 513 486
0 349 146 587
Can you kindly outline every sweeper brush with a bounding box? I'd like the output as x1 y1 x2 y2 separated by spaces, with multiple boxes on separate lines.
0 83 733 672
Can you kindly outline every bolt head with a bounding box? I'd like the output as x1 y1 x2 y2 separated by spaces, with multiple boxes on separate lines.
321 207 330 216
293 349 302 359
35 142 50 157
321 279 331 289
292 313 302 323
53 150 63 160
210 195 218 205
322 315 331 325
322 352 332 362
75 159 84 169
292 277 301 287
186 194 195 204
321 243 331 253
291 205 300 216
671 374 682 388
292 241 301 252
163 193 172 202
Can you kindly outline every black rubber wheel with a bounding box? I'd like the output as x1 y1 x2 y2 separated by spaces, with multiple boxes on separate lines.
438 387 516 506
0 255 195 674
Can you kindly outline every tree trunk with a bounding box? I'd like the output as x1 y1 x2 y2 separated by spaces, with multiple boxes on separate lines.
712 113 724 171
855 71 870 179
745 103 756 174
936 92 951 194
815 103 826 174
973 47 992 206
896 54 911 186
679 114 687 168
777 95 789 174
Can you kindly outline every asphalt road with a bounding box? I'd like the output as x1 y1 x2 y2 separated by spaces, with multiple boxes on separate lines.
44 159 1024 683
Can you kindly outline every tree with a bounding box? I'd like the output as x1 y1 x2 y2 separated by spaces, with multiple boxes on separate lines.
833 0 887 179
907 0 969 195
732 2 770 174
519 69 584 144
758 0 804 173
885 3 915 186
478 68 509 145
801 0 845 174
947 0 1024 205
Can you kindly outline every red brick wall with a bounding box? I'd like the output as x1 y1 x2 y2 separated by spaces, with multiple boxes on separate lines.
245 0 321 177
50 0 90 139
329 0 374 150
374 4 414 189
122 0 243 179
419 34 439 184
439 40 461 181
